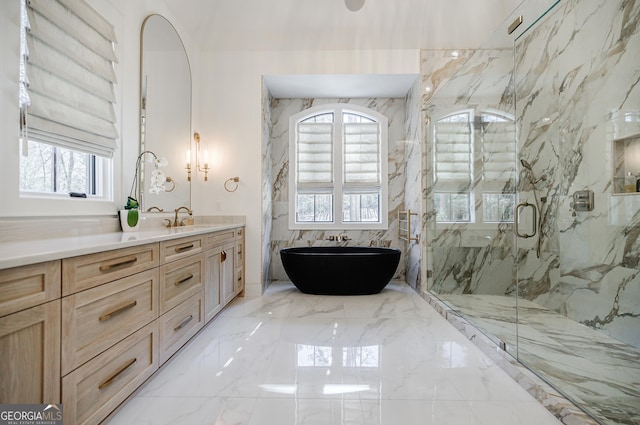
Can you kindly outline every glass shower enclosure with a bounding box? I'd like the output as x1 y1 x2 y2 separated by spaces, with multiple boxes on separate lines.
423 1 640 424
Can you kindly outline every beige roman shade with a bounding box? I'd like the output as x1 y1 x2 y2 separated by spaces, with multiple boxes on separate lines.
296 122 334 185
21 0 118 158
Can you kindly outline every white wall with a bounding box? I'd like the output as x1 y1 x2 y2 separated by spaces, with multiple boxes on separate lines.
196 49 420 295
0 0 199 219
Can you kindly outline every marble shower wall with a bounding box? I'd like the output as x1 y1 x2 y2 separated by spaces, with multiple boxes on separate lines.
514 0 640 347
421 48 516 297
268 98 409 282
403 79 422 289
418 49 478 295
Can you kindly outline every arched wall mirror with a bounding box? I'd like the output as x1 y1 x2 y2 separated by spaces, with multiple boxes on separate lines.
139 14 191 212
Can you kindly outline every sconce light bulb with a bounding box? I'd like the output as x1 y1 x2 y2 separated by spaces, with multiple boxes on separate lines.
186 149 191 164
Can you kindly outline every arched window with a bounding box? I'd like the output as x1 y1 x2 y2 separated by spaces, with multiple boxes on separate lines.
433 107 515 223
289 104 388 230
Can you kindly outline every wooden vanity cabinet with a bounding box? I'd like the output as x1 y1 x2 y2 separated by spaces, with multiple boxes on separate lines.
159 254 203 314
203 229 242 322
62 243 159 295
62 247 161 425
0 225 244 424
0 300 61 404
157 235 205 364
160 235 203 264
203 245 223 322
220 241 237 306
159 292 203 363
61 268 159 375
0 261 61 404
62 322 158 425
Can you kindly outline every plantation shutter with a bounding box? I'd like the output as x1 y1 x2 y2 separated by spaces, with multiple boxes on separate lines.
22 0 118 158
296 122 333 185
481 115 515 185
434 113 472 186
343 122 380 184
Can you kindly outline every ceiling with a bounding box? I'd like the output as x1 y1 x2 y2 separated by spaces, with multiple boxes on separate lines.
163 0 523 51
162 0 524 97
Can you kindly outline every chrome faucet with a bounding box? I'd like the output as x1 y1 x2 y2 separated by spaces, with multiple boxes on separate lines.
174 206 193 227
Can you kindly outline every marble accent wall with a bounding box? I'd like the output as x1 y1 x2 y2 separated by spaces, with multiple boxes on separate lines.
422 0 640 349
514 0 640 347
421 48 516 297
418 50 479 295
268 98 408 282
403 78 422 289
261 79 273 293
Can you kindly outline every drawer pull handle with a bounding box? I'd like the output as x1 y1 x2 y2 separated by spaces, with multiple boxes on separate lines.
175 274 194 286
175 243 195 253
98 358 137 390
99 256 138 272
99 300 137 322
174 315 194 331
221 251 227 262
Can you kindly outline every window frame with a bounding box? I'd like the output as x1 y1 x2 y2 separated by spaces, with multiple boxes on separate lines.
19 140 110 198
288 103 388 230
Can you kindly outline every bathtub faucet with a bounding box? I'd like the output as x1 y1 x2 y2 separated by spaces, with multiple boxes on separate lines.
325 234 351 242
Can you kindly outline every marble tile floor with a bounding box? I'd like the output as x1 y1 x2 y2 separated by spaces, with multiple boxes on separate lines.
107 281 563 425
438 294 640 425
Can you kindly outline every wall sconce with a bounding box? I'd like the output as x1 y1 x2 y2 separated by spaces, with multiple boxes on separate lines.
186 132 209 181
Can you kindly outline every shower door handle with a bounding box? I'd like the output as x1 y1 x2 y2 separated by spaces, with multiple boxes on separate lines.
514 202 537 238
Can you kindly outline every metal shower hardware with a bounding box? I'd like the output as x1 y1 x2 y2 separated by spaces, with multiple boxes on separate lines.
399 210 419 243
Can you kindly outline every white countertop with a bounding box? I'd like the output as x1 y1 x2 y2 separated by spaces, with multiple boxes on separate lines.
0 224 242 270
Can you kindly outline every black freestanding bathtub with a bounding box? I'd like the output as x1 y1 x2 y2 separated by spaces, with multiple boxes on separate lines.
280 246 401 295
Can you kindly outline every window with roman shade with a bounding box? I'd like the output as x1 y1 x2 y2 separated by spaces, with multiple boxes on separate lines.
481 112 516 186
434 110 473 188
289 104 388 230
20 0 118 158
433 110 473 222
433 108 515 223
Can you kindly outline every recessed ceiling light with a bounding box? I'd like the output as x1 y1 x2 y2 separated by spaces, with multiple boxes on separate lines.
345 0 365 12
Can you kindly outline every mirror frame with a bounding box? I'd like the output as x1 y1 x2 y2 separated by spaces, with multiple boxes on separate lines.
138 14 192 212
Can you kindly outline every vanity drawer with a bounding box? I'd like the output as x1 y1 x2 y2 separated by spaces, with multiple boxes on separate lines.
0 260 60 317
160 236 203 264
159 254 203 314
204 229 236 250
159 292 204 364
62 269 159 375
62 243 159 295
62 321 158 425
